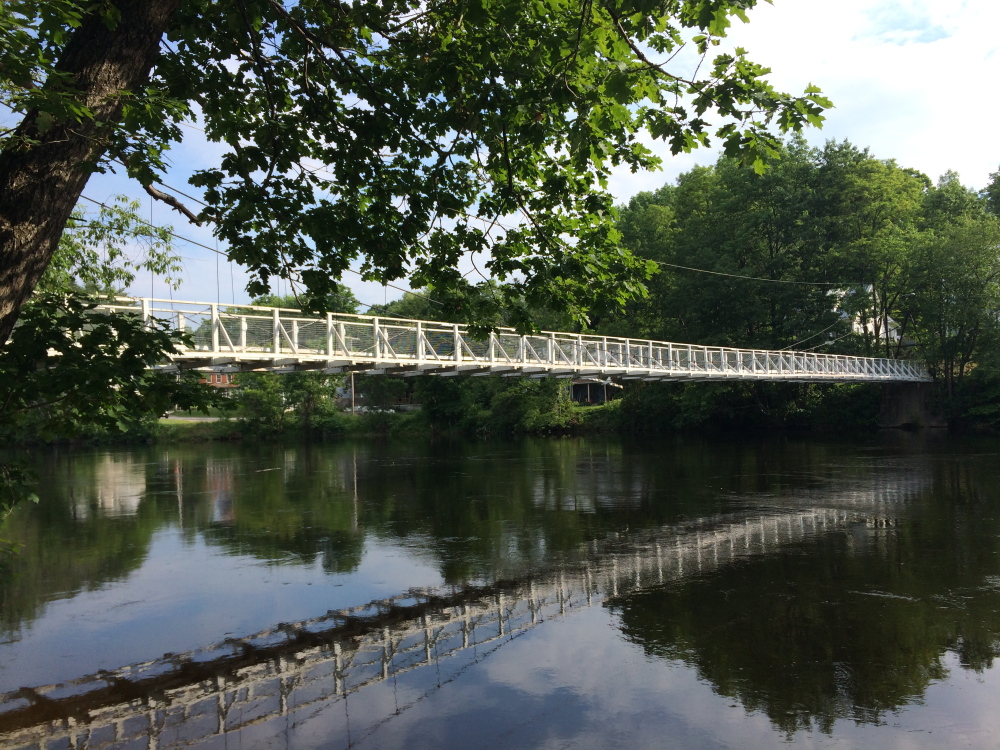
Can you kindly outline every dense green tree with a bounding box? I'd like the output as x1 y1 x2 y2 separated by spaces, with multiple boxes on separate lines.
250 291 360 316
982 167 1000 217
811 144 926 357
234 372 288 433
0 0 830 342
909 216 1000 398
606 139 1000 429
231 292 355 433
0 198 222 446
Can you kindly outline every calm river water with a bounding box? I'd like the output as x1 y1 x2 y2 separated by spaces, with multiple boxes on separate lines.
1 435 999 749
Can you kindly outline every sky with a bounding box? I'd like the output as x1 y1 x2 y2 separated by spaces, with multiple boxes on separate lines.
82 0 1000 308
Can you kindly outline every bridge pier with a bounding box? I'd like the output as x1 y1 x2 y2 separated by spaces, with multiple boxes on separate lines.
879 383 946 429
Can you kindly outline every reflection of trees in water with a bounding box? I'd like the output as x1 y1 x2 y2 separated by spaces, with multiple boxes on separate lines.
3 432 996 717
0 438 961 639
611 460 1000 734
0 450 168 636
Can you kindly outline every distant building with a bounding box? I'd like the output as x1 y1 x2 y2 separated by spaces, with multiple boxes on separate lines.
829 287 903 344
199 372 237 388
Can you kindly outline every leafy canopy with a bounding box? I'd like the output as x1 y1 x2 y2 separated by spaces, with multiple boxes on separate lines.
4 0 830 330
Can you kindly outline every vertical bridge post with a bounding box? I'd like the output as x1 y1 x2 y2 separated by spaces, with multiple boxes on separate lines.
272 308 280 354
211 304 219 353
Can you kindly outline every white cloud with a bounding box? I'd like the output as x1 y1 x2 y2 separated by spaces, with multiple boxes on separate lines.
612 0 1000 205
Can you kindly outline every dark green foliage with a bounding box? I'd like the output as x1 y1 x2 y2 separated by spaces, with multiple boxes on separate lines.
353 376 409 412
234 371 349 436
414 375 576 435
0 295 220 443
983 167 1000 217
607 139 1000 430
234 373 288 435
251 292 360 316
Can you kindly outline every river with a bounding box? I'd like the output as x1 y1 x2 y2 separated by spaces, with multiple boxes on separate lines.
1 434 999 749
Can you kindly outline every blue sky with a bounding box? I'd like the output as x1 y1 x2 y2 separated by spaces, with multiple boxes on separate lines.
83 0 1000 307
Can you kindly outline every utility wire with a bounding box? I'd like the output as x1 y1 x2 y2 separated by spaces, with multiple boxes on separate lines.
656 260 856 287
804 330 857 352
778 319 843 350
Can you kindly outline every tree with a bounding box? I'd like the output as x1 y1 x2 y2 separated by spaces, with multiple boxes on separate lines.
232 292 355 433
40 196 183 296
983 167 1000 217
909 215 1000 397
250 292 360 316
0 0 831 343
812 144 927 357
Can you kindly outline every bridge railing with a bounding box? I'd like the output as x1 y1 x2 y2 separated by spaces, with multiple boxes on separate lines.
96 298 931 382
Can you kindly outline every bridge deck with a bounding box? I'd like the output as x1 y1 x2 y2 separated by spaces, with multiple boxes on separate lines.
100 298 931 383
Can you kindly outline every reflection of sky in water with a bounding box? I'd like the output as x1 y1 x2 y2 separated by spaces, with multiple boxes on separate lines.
0 530 443 692
181 607 1000 750
1 438 999 748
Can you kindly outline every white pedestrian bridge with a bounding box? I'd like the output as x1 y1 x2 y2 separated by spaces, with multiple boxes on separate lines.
100 298 931 383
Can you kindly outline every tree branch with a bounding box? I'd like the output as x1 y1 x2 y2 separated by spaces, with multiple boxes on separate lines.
142 183 202 225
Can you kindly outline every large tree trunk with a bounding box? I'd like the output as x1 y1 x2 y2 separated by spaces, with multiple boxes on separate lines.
0 0 179 345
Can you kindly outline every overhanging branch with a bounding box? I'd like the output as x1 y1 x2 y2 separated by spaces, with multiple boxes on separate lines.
142 184 202 225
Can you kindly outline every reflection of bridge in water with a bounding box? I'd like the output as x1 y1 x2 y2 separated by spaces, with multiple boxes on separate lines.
0 473 929 750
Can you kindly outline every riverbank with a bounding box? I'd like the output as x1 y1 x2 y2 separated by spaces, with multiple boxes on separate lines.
5 379 992 450
156 403 596 443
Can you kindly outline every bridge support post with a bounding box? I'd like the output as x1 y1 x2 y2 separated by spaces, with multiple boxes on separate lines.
879 383 946 429
272 308 280 354
211 304 219 353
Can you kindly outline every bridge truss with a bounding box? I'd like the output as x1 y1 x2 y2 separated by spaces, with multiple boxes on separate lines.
98 298 931 383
